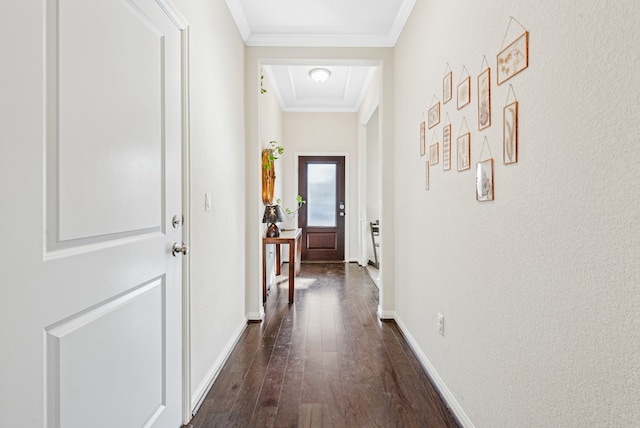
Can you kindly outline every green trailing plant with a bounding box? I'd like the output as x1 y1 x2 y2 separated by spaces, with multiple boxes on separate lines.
276 195 306 220
263 141 284 171
260 71 267 94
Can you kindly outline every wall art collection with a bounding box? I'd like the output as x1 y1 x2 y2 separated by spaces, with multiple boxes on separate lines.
419 17 529 202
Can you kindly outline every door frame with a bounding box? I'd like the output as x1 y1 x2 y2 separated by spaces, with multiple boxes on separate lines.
294 152 351 262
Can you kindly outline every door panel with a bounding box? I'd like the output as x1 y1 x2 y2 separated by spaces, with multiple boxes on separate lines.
299 156 345 261
0 1 183 427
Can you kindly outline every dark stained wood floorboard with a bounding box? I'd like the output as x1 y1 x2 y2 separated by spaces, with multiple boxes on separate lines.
188 263 460 428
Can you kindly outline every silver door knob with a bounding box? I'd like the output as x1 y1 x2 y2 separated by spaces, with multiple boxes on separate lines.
172 242 189 256
339 212 345 217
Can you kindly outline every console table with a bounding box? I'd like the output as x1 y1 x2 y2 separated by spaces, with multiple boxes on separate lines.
262 228 302 304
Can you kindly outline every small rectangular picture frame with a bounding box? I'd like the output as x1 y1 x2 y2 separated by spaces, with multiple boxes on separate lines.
503 101 518 164
420 121 426 156
477 68 491 130
443 71 452 104
476 159 494 202
457 133 471 171
442 124 451 171
425 161 430 190
497 31 529 85
429 143 439 165
428 102 440 129
457 76 471 110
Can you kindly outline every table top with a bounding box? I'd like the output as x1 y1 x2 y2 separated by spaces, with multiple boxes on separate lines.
263 228 301 243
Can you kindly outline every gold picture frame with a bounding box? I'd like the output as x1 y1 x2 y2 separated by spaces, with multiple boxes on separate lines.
429 143 439 165
497 32 529 85
457 133 470 171
420 121 426 156
442 124 451 171
503 101 518 164
477 68 491 130
476 159 494 202
457 76 471 110
428 102 440 129
443 71 452 104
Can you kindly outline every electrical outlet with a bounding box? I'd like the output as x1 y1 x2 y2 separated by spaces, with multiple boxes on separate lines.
437 313 445 336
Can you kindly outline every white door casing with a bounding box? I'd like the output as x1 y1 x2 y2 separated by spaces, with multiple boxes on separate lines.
0 0 185 427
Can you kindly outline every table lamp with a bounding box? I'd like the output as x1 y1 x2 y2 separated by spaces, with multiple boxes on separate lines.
262 204 284 237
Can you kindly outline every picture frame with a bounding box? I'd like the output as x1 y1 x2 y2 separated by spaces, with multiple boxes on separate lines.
428 102 440 129
497 32 529 85
443 71 452 104
420 121 426 156
429 143 439 165
503 101 518 164
476 159 494 202
457 133 470 171
457 76 471 110
425 161 430 190
477 68 491 130
442 124 451 171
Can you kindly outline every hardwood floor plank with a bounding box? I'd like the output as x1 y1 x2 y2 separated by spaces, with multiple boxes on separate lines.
189 263 459 428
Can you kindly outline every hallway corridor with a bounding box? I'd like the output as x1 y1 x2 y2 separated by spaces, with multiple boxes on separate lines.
189 263 459 427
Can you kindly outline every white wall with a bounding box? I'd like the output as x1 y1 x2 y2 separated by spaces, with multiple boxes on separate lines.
393 0 640 426
281 112 358 259
171 0 248 411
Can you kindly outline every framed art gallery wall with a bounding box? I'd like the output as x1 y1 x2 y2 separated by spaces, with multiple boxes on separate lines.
392 1 640 427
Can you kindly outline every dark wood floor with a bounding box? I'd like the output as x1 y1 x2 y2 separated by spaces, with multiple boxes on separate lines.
188 263 459 428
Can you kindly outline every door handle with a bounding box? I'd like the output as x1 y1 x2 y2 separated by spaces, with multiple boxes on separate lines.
172 242 189 256
339 212 345 217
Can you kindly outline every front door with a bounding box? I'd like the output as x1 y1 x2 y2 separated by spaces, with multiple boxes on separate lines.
0 1 185 427
298 156 346 261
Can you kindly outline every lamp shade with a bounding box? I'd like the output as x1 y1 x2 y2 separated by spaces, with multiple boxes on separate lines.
262 204 284 224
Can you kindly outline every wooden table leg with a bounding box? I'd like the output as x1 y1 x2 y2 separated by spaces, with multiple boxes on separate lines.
288 240 295 303
275 243 281 276
262 238 267 304
295 234 301 276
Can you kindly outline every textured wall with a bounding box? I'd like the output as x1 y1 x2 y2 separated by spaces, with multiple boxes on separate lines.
394 0 640 426
171 0 248 407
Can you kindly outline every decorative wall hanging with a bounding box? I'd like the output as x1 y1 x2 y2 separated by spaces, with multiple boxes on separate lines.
429 131 439 165
420 120 426 156
428 95 441 129
457 117 471 171
477 57 491 130
497 17 529 85
476 137 494 202
442 116 452 171
425 161 430 190
457 67 471 110
503 85 519 164
443 64 453 104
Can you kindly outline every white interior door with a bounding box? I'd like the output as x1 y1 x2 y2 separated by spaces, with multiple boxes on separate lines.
0 0 185 427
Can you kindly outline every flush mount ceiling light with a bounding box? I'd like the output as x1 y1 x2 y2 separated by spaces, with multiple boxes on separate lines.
309 67 331 83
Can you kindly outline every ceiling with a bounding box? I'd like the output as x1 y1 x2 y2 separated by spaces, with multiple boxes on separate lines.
225 0 416 112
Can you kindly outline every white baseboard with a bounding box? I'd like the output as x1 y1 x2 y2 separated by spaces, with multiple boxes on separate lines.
394 315 474 428
190 318 247 414
246 309 265 322
377 306 395 320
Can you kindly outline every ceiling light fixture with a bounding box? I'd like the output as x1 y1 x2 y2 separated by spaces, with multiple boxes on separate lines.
309 68 331 83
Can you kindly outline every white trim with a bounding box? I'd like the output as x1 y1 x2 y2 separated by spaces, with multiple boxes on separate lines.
388 0 416 46
179 22 192 427
224 0 251 41
394 315 475 428
190 319 247 415
377 306 394 320
246 33 397 48
246 309 265 322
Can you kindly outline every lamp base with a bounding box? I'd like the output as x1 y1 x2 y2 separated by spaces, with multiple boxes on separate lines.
266 223 281 237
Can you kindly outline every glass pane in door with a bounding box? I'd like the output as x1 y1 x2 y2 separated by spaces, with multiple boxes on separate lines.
307 164 336 227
